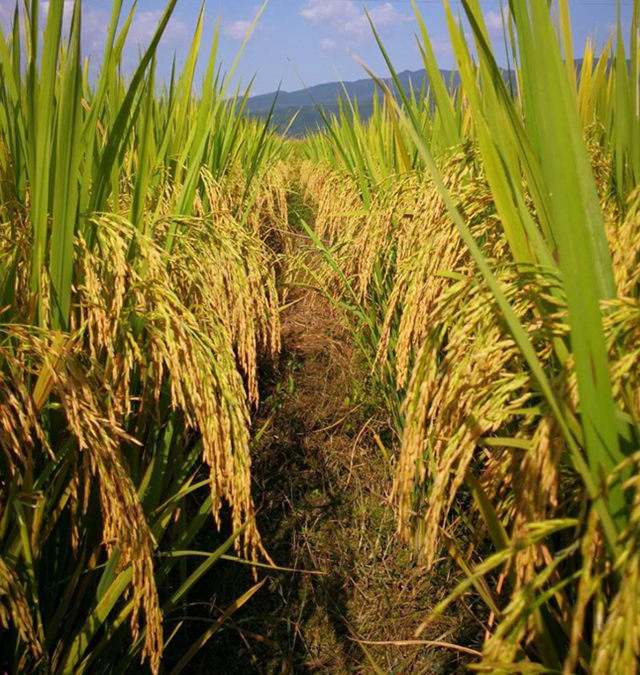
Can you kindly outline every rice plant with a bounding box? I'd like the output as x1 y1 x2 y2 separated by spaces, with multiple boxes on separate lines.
0 1 288 671
2 0 640 671
301 0 640 670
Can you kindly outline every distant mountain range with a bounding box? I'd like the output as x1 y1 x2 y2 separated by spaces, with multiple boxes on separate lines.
246 61 597 137
247 67 512 136
245 68 450 137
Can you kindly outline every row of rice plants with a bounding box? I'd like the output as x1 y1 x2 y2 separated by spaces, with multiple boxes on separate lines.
301 0 640 670
0 1 289 672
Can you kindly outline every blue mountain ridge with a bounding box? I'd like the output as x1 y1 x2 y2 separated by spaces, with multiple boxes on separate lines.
244 67 506 136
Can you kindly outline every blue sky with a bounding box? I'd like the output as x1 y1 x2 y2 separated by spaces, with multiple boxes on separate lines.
0 1 635 95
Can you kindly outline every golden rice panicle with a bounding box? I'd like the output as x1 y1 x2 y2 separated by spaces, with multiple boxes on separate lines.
564 509 603 674
591 452 640 674
0 342 51 470
607 187 640 298
298 160 335 211
348 188 408 300
216 160 290 244
0 327 162 671
189 169 281 399
485 452 640 673
243 160 292 250
605 298 640 420
298 160 407 301
147 168 282 399
0 555 43 663
395 268 534 565
509 410 563 573
75 210 264 555
603 190 640 420
54 354 163 672
377 155 496 385
384 158 518 561
388 152 510 389
305 166 361 244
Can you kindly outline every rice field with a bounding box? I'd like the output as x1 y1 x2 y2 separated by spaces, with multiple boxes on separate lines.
1 0 639 672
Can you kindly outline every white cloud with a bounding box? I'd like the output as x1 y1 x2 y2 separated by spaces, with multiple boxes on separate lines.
0 2 193 79
300 0 411 45
128 11 190 46
431 36 453 59
38 1 74 35
224 5 261 41
224 19 253 40
485 8 509 36
485 12 502 33
25 4 189 61
81 8 111 55
300 0 357 24
321 37 337 51
40 1 74 19
368 3 408 26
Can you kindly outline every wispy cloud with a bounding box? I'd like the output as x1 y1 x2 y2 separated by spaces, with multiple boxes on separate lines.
430 36 453 59
485 9 508 36
300 0 411 45
224 5 261 41
39 1 74 20
32 4 190 68
0 3 191 59
224 19 253 40
128 11 190 46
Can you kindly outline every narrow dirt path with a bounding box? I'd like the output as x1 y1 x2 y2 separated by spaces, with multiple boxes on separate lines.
192 179 476 674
